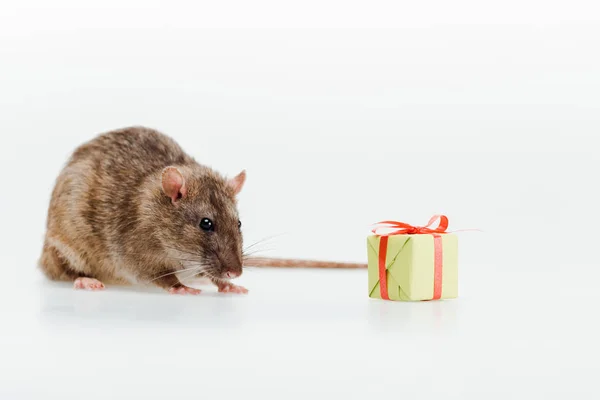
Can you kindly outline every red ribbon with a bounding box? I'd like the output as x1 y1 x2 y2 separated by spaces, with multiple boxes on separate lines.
372 215 448 301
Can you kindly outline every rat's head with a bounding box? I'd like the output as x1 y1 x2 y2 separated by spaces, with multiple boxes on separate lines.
155 165 246 280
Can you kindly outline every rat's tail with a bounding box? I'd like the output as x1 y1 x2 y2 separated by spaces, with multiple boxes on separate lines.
243 257 367 269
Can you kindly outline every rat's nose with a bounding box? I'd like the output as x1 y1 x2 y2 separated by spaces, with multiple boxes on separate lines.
224 270 241 279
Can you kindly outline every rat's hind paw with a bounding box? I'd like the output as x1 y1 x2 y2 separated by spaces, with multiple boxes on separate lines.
74 277 105 291
218 283 248 294
168 285 202 295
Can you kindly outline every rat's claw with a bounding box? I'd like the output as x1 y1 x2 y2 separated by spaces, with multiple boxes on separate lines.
218 283 248 294
74 277 105 291
168 285 201 295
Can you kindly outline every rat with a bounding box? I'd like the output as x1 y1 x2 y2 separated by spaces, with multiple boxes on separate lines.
38 126 366 295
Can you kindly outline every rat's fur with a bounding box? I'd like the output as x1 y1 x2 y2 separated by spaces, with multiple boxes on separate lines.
38 126 247 293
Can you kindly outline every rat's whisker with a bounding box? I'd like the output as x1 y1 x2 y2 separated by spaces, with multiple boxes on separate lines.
148 270 189 284
201 272 221 283
168 266 209 289
243 256 275 262
243 249 276 258
243 233 287 252
243 245 275 254
244 247 275 254
177 269 203 285
148 265 204 283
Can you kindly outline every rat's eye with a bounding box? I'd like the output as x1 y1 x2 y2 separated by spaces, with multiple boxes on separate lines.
199 218 214 232
238 220 242 229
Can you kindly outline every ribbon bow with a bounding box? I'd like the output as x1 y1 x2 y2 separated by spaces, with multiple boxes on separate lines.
371 214 449 237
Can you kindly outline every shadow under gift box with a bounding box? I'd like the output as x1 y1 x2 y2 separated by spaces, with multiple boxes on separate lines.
367 234 458 301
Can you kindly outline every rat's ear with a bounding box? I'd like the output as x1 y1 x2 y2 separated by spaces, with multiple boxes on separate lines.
161 166 187 205
227 169 246 195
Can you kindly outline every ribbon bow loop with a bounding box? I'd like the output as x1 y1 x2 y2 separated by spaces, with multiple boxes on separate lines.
371 215 449 237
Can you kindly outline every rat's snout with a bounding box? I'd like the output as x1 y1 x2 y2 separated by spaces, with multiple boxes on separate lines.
219 256 243 280
224 270 241 279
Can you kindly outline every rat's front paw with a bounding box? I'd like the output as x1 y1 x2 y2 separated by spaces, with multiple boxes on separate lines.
74 277 105 291
168 285 202 295
218 283 248 294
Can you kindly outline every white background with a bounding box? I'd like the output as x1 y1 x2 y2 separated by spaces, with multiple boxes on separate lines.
1 1 599 399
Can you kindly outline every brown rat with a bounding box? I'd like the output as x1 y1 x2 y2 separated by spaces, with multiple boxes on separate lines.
38 126 366 295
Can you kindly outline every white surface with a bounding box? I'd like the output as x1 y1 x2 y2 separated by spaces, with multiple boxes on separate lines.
1 0 600 398
2 265 599 399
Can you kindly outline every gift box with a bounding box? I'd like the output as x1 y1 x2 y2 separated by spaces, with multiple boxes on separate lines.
367 215 458 301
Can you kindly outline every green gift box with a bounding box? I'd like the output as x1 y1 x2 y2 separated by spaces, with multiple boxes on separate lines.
367 216 459 301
